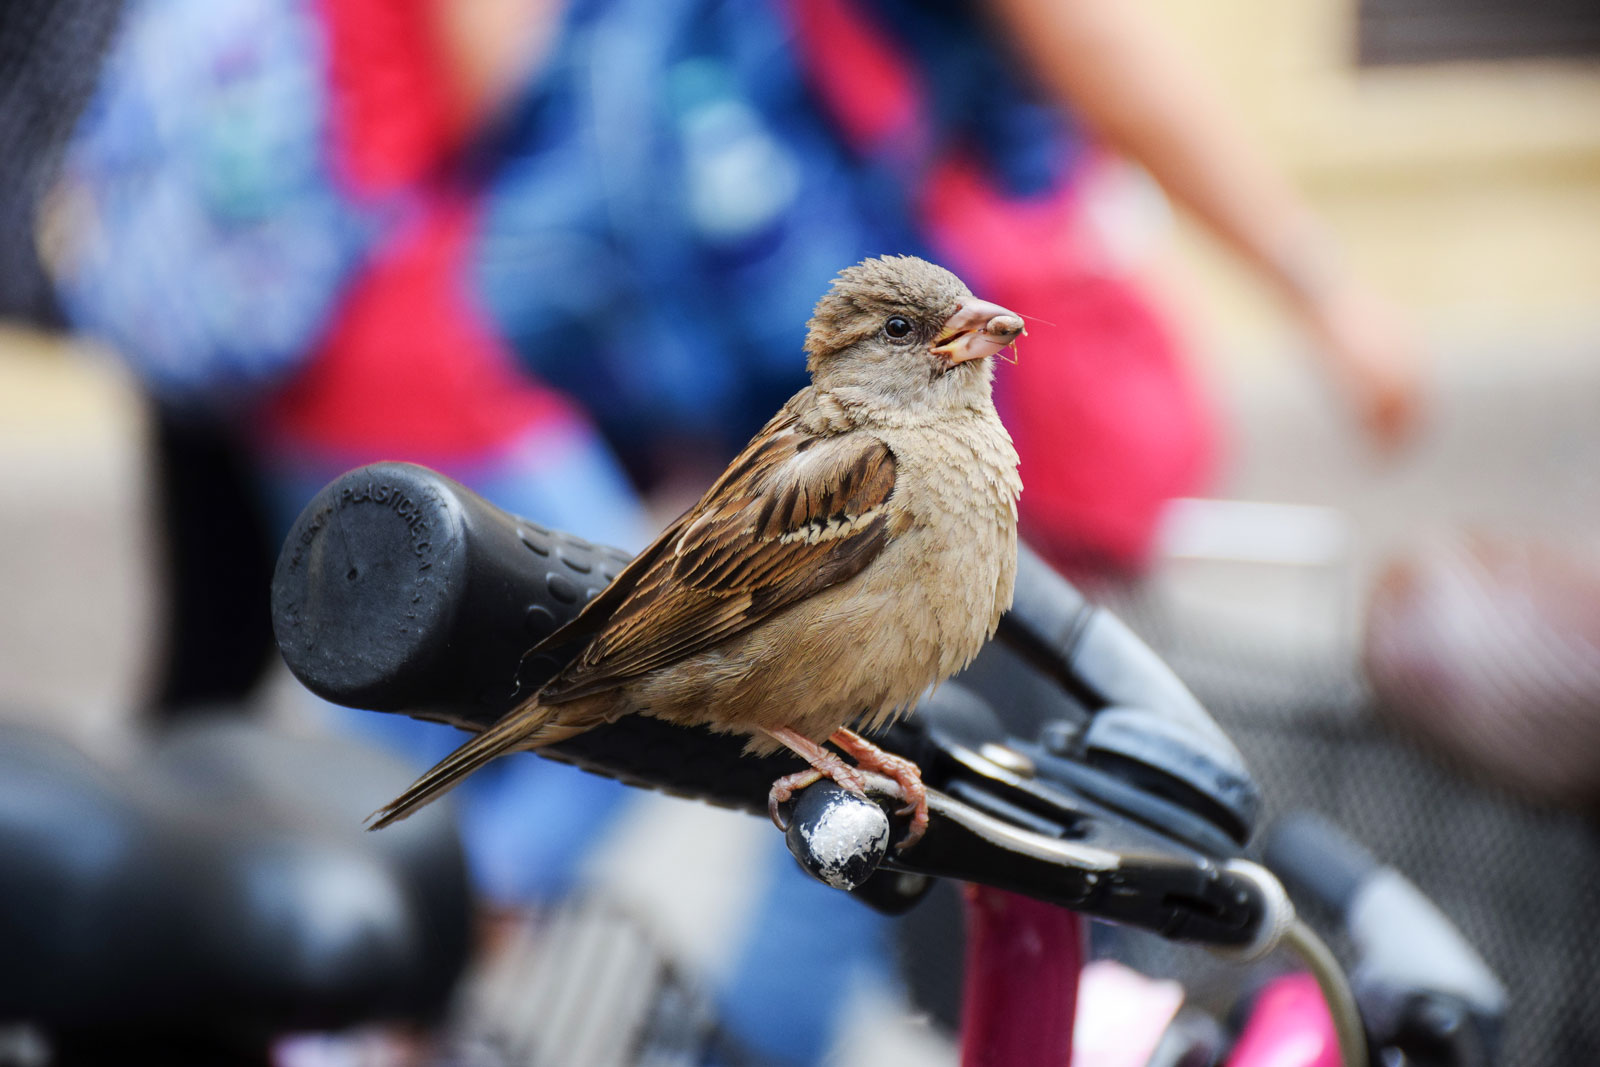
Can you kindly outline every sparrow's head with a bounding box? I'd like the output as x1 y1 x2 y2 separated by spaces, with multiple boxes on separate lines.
804 255 1024 408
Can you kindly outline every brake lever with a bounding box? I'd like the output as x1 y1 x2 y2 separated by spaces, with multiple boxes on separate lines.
879 781 1287 958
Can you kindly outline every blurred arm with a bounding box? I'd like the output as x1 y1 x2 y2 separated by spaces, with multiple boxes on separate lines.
985 0 1423 447
429 0 564 128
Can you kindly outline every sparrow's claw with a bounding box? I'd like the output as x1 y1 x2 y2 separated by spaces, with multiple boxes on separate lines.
764 726 874 831
830 728 929 850
763 726 928 848
768 768 823 830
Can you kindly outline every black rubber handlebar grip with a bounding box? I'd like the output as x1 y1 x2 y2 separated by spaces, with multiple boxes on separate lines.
271 461 626 720
270 461 804 812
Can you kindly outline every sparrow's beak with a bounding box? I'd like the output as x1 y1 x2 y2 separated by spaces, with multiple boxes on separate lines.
930 300 1026 365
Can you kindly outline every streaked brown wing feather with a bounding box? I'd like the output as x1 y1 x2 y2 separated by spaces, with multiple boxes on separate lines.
516 508 693 671
535 413 898 703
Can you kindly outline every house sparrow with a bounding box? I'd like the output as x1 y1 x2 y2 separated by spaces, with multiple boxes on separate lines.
371 255 1023 848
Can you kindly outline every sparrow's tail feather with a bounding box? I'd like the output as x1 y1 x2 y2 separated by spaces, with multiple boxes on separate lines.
368 700 565 829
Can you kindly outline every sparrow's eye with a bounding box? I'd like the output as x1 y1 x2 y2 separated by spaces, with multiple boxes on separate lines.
884 316 913 340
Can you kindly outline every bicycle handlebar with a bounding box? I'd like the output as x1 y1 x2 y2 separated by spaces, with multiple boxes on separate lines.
270 462 1275 949
273 463 1257 825
269 462 1516 1067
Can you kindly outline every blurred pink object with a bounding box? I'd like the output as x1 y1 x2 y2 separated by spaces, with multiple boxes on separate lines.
1227 973 1340 1067
1068 960 1184 1067
1364 536 1600 806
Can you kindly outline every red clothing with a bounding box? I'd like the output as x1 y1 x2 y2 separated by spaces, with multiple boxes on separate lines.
263 0 573 463
263 199 574 461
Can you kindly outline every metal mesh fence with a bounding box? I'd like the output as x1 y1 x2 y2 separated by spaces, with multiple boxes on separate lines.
1134 597 1600 1067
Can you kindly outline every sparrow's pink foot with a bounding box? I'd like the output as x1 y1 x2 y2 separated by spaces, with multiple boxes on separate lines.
830 728 928 849
764 727 868 830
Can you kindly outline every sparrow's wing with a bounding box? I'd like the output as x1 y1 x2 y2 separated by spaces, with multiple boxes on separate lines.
517 507 692 674
536 414 898 703
373 414 896 827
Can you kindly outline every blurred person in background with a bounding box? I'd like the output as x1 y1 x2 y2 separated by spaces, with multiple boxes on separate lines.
42 0 1424 1061
456 0 1425 575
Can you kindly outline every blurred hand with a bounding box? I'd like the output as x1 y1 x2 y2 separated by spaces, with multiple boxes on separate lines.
1295 279 1427 453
